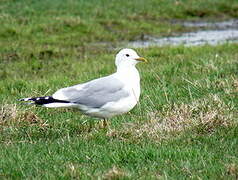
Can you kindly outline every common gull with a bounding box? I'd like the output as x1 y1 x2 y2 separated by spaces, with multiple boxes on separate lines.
20 49 147 124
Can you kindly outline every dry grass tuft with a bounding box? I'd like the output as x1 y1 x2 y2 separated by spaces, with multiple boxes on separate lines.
102 166 130 180
0 104 46 127
233 78 238 92
21 112 42 124
64 163 82 179
226 163 238 178
0 104 18 125
108 95 236 141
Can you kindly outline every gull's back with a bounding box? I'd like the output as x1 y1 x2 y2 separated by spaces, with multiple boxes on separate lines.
52 75 129 109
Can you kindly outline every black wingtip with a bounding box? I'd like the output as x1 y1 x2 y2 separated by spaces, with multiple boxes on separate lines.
18 98 31 102
18 96 70 105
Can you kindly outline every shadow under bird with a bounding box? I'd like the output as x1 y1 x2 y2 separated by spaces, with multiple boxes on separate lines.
19 49 147 125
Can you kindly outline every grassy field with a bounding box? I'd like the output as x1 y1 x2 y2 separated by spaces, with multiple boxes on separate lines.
0 0 238 179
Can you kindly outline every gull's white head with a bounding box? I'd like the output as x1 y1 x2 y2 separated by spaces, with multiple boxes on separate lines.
115 48 147 67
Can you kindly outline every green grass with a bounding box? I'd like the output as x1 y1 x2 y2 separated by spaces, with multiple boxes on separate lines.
1 0 238 46
0 0 238 179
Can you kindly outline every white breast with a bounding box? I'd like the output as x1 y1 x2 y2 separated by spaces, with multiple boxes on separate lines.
98 67 141 117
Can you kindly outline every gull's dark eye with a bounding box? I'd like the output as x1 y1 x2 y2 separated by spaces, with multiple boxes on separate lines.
126 54 129 57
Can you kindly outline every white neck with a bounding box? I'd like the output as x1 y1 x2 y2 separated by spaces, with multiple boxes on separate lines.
116 64 139 80
114 64 141 102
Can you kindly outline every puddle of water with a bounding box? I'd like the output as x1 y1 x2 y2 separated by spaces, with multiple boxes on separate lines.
128 29 238 48
180 19 238 29
127 20 238 48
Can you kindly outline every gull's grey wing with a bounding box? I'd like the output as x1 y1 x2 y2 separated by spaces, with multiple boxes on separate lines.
53 76 129 108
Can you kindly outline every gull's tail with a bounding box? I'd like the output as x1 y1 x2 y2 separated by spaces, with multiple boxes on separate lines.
19 96 71 107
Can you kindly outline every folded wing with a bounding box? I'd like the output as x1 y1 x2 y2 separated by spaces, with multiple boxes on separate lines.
52 76 129 108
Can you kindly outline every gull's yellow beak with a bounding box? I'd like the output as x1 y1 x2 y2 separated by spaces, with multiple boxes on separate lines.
135 57 148 63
